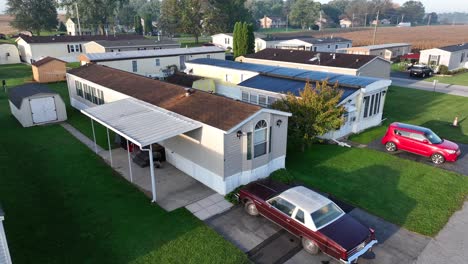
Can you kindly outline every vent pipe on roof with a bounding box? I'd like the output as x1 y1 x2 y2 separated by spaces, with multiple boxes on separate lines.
333 53 336 59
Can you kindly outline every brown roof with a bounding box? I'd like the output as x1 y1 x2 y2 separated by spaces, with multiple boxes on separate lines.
32 56 67 67
18 34 145 44
68 65 261 131
164 72 204 87
243 48 380 69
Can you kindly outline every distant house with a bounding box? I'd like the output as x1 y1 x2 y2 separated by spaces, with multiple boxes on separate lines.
419 43 468 71
66 64 291 195
397 22 411 27
78 46 225 77
237 48 391 79
184 58 392 140
340 18 352 28
381 19 391 25
0 44 20 65
259 16 287 29
65 18 93 36
0 205 12 264
16 34 144 64
32 56 67 83
337 43 412 60
83 39 180 53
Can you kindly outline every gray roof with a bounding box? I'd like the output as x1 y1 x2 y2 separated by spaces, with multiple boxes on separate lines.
84 46 225 62
353 43 411 50
438 43 468 52
93 38 180 48
8 83 57 108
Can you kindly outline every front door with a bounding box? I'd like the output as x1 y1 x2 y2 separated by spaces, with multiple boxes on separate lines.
30 97 58 124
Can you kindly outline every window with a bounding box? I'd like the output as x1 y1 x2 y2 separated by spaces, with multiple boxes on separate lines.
207 54 211 59
75 80 83 97
409 133 426 142
249 93 258 104
363 93 382 118
311 203 344 230
69 44 75 53
394 129 411 138
373 93 379 115
246 132 252 160
269 197 295 217
347 43 350 48
155 58 160 66
461 52 465 63
97 90 105 105
258 95 267 107
369 95 375 117
132 60 138 72
425 130 443 144
225 74 232 82
84 84 91 101
254 120 267 158
343 112 349 123
267 96 277 106
313 47 317 52
295 209 305 223
91 87 98 104
327 44 330 49
363 96 370 118
242 91 249 102
335 44 338 50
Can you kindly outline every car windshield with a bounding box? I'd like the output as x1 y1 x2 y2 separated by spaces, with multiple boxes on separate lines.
311 203 344 229
425 130 443 144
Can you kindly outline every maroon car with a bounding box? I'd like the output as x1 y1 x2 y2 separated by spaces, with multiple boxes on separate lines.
238 180 377 263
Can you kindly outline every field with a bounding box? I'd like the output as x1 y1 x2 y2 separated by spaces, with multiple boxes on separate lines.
273 25 468 50
0 15 15 34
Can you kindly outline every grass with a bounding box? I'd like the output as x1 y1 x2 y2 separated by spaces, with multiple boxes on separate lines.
66 62 81 69
0 63 114 150
0 87 248 263
391 62 407 72
350 86 468 144
285 144 468 236
426 71 468 86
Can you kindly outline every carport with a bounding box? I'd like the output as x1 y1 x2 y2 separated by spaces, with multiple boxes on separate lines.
81 98 202 203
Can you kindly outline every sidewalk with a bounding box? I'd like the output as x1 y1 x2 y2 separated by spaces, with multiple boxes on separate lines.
390 77 468 97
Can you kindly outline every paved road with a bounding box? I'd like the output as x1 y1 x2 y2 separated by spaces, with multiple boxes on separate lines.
414 201 468 264
368 138 468 176
390 76 468 97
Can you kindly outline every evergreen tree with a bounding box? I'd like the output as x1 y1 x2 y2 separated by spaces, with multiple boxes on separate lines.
143 14 153 34
246 23 255 54
134 15 143 34
233 22 240 56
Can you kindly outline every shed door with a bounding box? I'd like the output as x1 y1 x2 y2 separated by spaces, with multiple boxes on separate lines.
30 97 57 124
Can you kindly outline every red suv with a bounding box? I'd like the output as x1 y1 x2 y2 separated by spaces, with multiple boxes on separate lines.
381 122 461 164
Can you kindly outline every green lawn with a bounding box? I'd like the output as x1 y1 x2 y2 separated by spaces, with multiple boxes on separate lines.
0 74 247 264
284 145 468 237
426 71 468 86
350 86 468 144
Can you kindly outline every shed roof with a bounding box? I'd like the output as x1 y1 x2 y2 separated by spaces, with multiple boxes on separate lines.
438 43 468 52
8 83 57 108
352 43 411 50
68 64 263 131
81 46 224 62
17 34 144 44
92 38 179 48
238 75 358 103
31 56 66 67
244 48 379 69
82 98 202 147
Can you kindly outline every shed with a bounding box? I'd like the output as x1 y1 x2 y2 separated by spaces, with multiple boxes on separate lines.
0 44 20 65
32 57 67 83
8 83 67 127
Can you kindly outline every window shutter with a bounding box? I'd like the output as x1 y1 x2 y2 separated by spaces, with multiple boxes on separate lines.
67 45 70 53
269 126 272 153
79 44 82 52
247 132 252 160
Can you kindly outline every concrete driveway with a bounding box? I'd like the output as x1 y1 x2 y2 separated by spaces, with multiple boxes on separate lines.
368 139 468 176
390 75 468 97
207 203 430 264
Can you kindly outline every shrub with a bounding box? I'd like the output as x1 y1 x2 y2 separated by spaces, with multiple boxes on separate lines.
438 65 450 75
225 185 244 204
270 169 295 185
449 68 468 75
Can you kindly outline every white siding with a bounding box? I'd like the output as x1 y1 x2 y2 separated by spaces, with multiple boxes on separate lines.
0 44 21 65
9 93 67 127
17 38 86 63
211 34 233 50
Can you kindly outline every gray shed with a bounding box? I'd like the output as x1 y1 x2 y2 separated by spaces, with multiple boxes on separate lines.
8 83 67 127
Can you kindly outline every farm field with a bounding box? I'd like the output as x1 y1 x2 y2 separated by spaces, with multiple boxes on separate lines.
273 25 468 50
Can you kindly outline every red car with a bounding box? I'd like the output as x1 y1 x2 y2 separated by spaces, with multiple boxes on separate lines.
239 180 377 263
381 122 461 164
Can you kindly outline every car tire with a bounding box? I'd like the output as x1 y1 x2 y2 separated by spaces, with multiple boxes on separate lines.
302 237 320 255
385 142 397 152
244 200 259 216
431 153 445 164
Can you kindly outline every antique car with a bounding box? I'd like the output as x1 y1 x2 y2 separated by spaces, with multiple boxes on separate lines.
382 122 461 164
238 180 377 263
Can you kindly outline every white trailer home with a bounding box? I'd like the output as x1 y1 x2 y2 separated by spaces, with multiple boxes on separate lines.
420 43 468 71
184 59 392 140
66 64 291 196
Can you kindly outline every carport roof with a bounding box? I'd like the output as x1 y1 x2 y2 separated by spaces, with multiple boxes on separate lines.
81 98 202 147
8 83 57 108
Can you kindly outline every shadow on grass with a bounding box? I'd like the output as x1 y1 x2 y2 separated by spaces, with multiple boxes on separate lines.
421 119 468 158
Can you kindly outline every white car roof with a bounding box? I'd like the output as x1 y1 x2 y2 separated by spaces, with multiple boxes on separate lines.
280 186 332 214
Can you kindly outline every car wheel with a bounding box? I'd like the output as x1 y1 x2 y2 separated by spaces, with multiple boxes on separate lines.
244 200 259 216
431 153 445 164
302 237 320 255
385 142 397 152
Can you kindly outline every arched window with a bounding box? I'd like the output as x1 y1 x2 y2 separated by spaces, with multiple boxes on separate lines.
254 120 268 157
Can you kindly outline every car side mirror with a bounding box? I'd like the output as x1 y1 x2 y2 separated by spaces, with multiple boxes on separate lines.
423 139 429 144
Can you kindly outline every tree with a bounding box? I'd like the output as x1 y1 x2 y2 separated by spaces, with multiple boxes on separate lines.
246 23 255 54
425 12 438 25
289 0 321 30
246 0 284 20
233 22 240 56
322 4 341 25
344 0 369 26
203 0 252 34
179 0 203 43
143 14 153 35
116 4 137 27
233 21 254 57
7 0 58 36
134 15 143 35
399 0 425 24
272 81 345 151
158 0 181 37
58 22 67 32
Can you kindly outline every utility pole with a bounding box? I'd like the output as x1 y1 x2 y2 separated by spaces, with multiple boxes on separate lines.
319 11 322 31
372 10 379 45
427 13 432 26
401 14 405 23
74 3 82 36
364 13 368 27
352 13 355 28
286 14 289 32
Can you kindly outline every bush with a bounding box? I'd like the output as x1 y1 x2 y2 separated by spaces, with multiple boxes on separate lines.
225 185 244 204
449 68 468 75
270 169 295 185
438 65 450 75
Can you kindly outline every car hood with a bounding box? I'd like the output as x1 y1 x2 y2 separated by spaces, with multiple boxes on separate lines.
242 180 290 201
438 139 459 150
319 214 370 251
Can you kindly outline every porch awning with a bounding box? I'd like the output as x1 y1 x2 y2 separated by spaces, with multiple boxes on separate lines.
81 98 202 147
